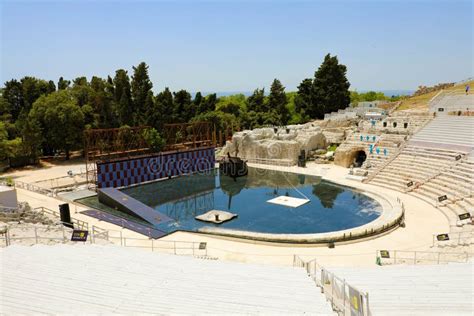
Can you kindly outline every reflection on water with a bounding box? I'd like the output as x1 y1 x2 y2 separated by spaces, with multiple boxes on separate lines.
83 167 382 234
312 183 344 209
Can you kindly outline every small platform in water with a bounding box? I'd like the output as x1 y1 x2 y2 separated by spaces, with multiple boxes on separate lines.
195 210 238 224
267 196 310 208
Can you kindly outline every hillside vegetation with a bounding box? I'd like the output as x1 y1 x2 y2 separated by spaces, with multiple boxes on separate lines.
396 80 473 111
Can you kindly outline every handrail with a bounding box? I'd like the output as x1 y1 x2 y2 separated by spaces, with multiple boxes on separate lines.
0 222 208 257
376 249 470 265
14 180 56 196
432 230 474 247
33 206 89 231
294 255 370 316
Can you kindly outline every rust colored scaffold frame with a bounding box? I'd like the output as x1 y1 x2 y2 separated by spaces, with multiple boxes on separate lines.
84 122 214 189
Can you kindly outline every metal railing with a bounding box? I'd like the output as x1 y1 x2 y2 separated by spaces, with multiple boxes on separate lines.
432 230 474 247
294 255 370 316
1 223 208 257
14 180 56 196
90 225 207 256
376 249 470 265
1 206 209 258
0 225 75 247
34 206 89 231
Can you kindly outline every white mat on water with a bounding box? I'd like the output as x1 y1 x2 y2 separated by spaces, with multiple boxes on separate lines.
267 196 310 208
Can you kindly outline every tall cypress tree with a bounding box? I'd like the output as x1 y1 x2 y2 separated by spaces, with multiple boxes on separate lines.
113 69 132 126
57 77 70 90
294 78 312 116
247 88 266 113
310 54 351 119
131 62 153 125
156 87 173 126
172 90 192 122
268 79 289 125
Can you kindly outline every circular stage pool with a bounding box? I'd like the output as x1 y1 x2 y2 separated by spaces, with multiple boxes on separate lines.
120 167 383 236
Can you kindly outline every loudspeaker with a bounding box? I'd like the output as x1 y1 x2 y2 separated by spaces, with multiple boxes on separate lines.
59 203 73 228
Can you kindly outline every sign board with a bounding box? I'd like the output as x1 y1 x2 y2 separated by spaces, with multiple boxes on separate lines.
199 242 207 250
407 181 413 187
438 195 448 202
379 250 390 258
436 233 449 241
459 213 471 221
71 230 88 242
348 285 363 316
455 155 462 161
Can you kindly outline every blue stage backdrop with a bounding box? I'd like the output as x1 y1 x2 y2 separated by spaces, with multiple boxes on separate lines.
96 147 215 188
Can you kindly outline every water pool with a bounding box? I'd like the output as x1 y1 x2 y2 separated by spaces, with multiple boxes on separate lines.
109 167 382 235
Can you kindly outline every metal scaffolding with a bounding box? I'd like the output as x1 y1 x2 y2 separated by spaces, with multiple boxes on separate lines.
84 123 213 189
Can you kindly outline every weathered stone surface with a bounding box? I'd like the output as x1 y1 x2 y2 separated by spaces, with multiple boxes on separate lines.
221 123 327 163
334 146 365 168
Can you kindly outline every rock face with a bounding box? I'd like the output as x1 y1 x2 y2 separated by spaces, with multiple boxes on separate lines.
334 146 364 167
221 123 327 164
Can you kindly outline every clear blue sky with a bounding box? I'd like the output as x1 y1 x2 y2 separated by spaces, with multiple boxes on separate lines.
1 0 472 93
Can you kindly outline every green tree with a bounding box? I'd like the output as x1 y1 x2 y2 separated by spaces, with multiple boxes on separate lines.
173 89 192 122
21 77 51 111
295 78 312 116
144 90 156 127
113 69 133 126
131 62 153 125
29 90 85 159
3 79 24 120
89 76 117 128
247 88 266 113
57 77 70 90
268 79 289 125
156 87 174 126
47 80 56 93
71 77 92 107
198 93 217 114
193 92 203 110
143 128 165 153
15 116 42 160
310 54 351 119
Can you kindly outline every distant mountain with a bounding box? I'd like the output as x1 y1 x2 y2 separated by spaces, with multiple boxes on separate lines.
361 89 414 97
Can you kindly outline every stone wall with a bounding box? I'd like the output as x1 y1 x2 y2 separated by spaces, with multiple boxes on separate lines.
221 123 327 163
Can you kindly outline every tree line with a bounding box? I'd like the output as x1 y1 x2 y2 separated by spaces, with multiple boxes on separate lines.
0 53 387 165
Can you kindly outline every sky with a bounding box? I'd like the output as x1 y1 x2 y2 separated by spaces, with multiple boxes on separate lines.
0 0 472 93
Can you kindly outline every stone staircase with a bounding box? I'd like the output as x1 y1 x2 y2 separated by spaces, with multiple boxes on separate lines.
0 244 335 315
329 261 474 315
409 116 474 152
